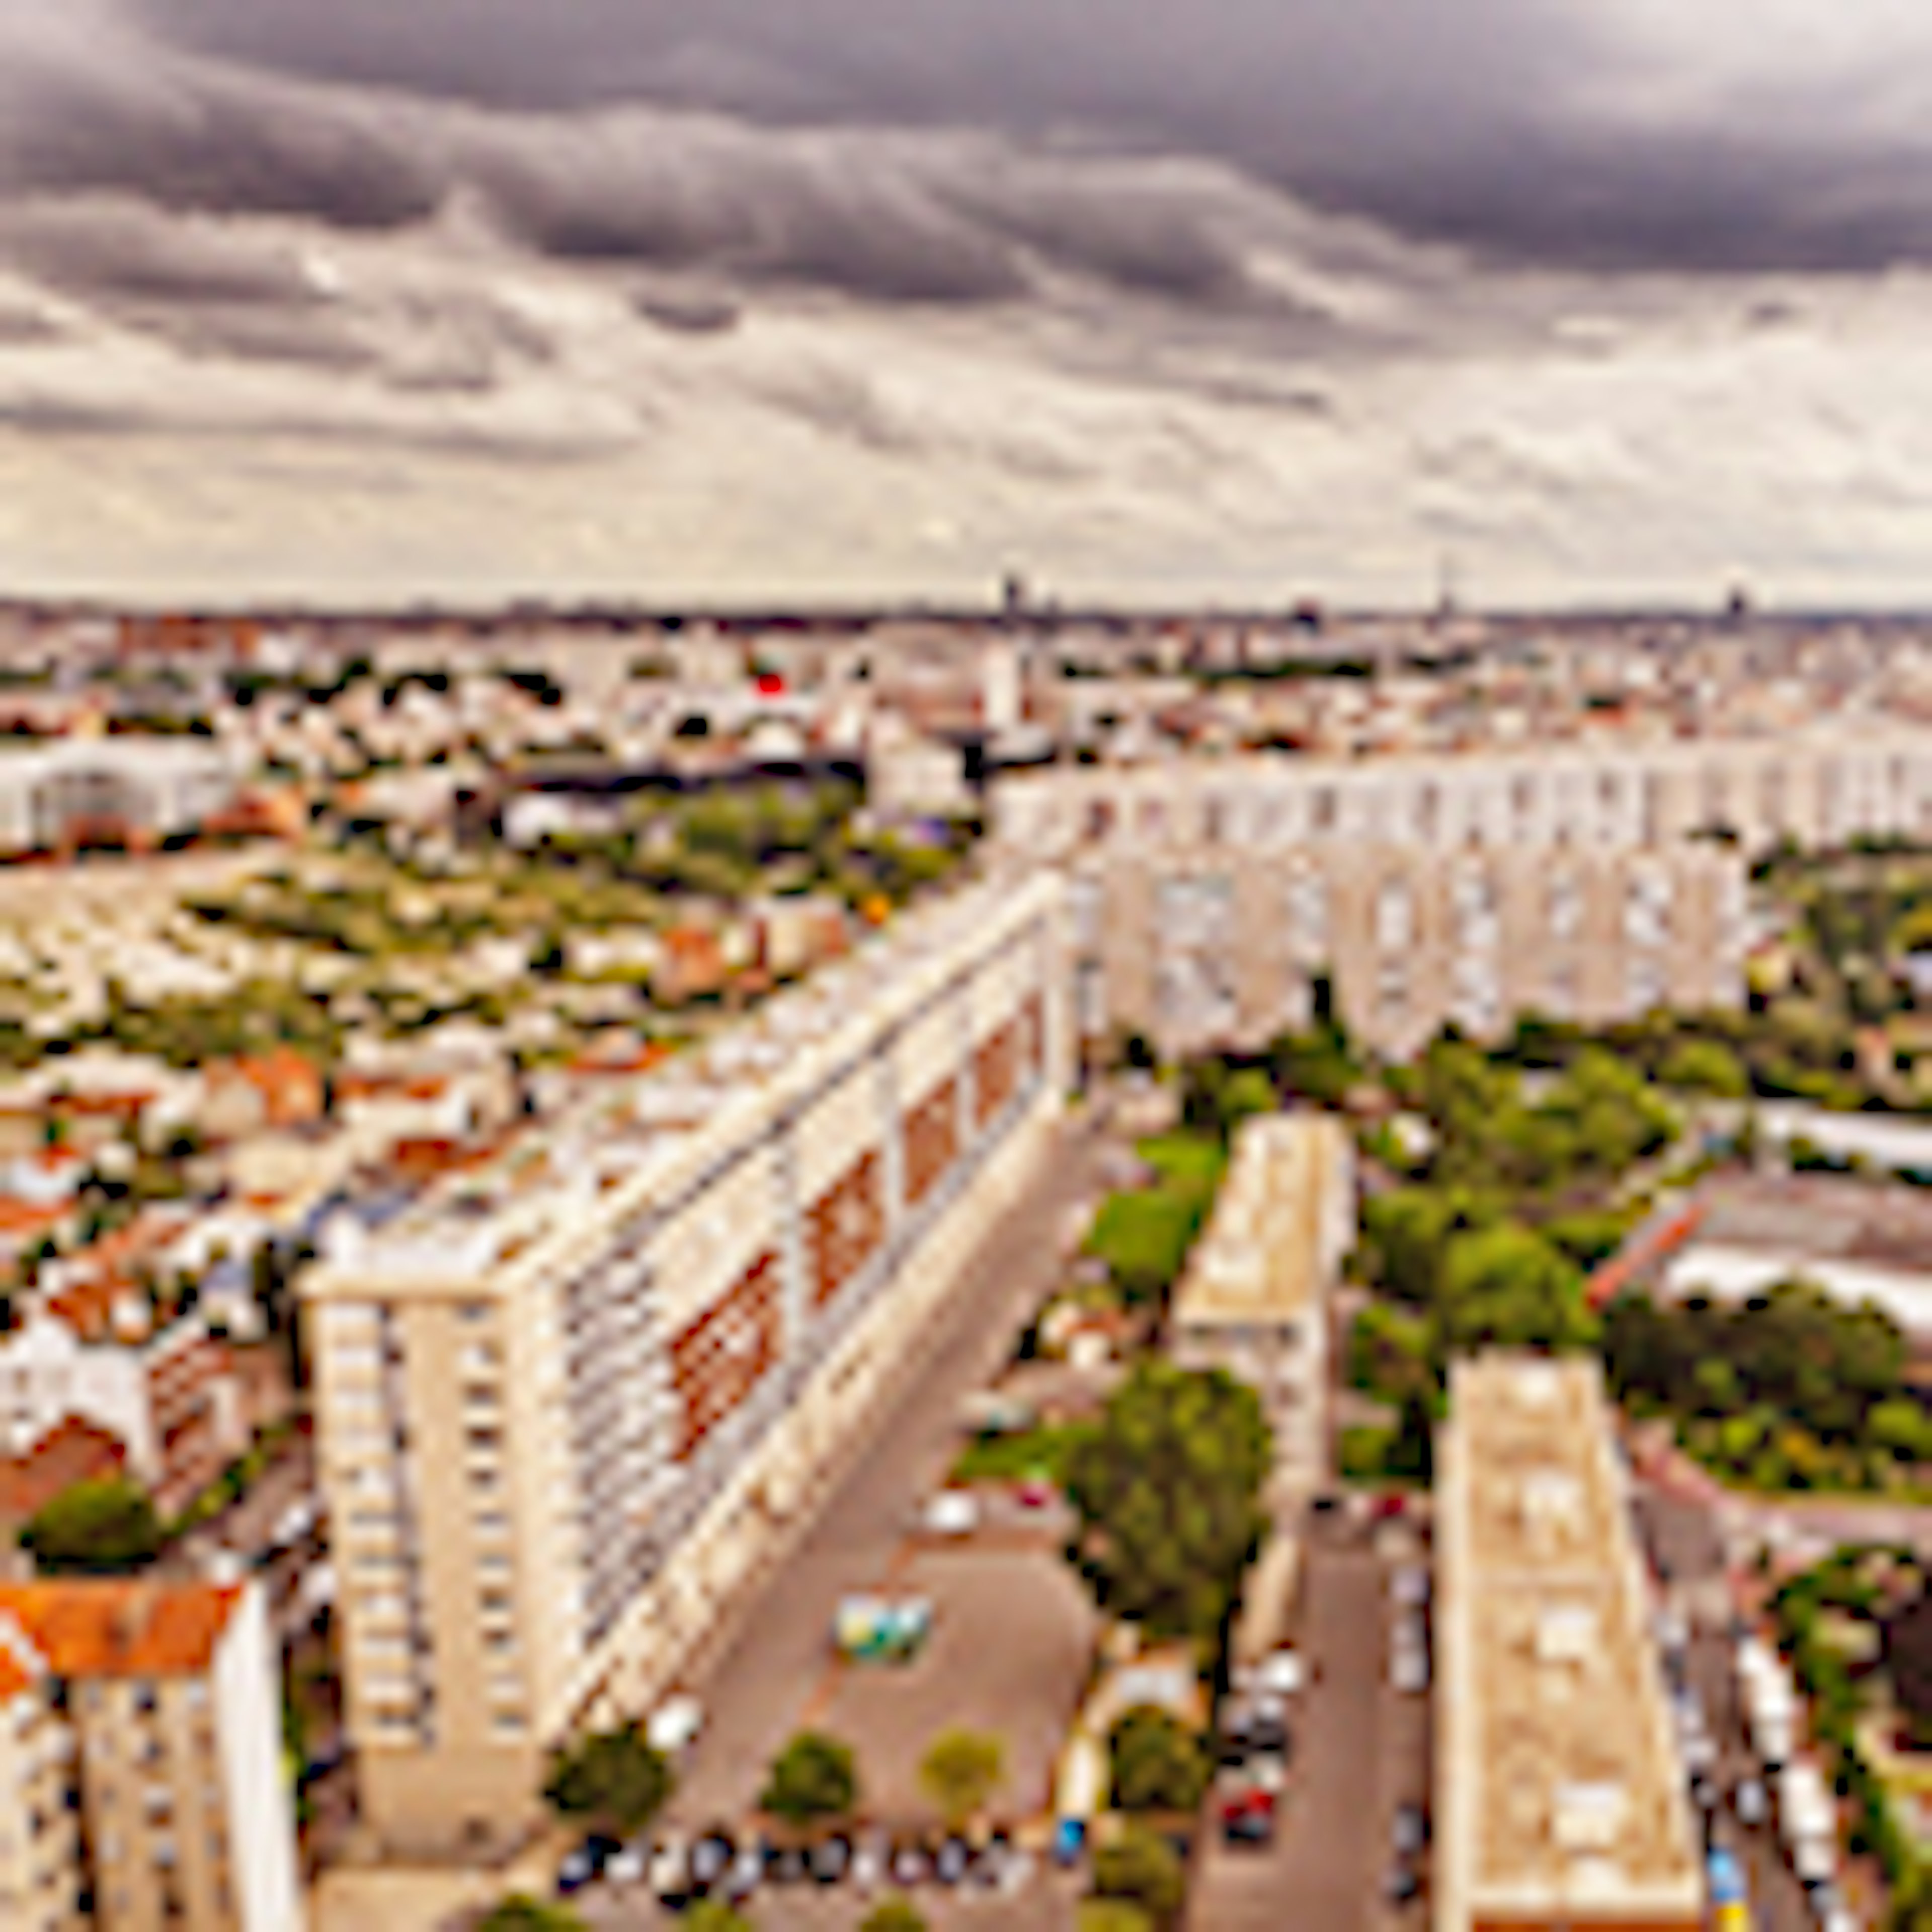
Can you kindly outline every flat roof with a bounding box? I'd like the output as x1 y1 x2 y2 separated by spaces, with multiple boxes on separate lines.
1172 1114 1345 1326
1438 1355 1702 1929
1685 1169 1932 1276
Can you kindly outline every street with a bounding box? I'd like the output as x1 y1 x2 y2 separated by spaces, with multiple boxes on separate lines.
1188 1518 1427 1932
1633 1485 1818 1932
664 1120 1120 1839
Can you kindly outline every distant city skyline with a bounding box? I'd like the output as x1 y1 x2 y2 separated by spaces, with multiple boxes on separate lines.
5 3 1932 603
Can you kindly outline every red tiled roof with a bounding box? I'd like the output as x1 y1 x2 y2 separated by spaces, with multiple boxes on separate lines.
0 1418 127 1525
0 1581 244 1680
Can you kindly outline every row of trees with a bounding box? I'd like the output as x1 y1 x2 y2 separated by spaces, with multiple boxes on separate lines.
543 1721 1011 1841
1603 1282 1932 1491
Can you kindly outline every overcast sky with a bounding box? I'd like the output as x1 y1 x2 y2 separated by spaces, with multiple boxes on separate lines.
5 0 1932 606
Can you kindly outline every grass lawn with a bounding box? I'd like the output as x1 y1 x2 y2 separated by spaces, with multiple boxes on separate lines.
1083 1131 1227 1303
950 1422 1098 1487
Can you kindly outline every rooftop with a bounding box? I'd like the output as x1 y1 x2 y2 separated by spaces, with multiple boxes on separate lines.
309 864 1054 1292
1439 1355 1701 1926
1173 1114 1347 1326
0 1580 245 1687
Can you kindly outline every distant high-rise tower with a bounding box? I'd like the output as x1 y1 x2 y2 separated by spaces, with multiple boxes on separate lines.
1001 573 1028 622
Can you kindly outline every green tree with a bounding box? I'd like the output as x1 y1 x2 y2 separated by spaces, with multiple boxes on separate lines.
760 1730 858 1826
682 1902 754 1932
1077 1904 1155 1932
1873 1398 1932 1466
1659 1037 1749 1099
541 1729 674 1838
22 1477 162 1576
1435 1224 1598 1359
1386 1389 1436 1486
478 1898 586 1932
1107 1706 1211 1814
859 1898 929 1932
917 1728 1005 1831
1090 1824 1186 1928
1062 1359 1271 1640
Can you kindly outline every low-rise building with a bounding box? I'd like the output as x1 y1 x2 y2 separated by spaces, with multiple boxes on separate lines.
1169 1113 1353 1499
1436 1355 1703 1932
0 1578 302 1931
1658 1171 1932 1345
0 1312 249 1516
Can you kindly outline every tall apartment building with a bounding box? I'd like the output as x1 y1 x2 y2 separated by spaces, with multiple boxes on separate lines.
995 728 1932 863
1065 839 1745 1062
306 870 1070 1855
0 1579 300 1932
1169 1113 1353 1499
1436 1356 1702 1932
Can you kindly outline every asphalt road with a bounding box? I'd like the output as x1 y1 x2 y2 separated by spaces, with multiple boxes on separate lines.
1633 1486 1820 1932
1189 1524 1410 1932
665 1108 1115 1836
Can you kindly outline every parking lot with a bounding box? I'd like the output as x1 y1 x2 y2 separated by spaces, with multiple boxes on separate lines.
1187 1509 1433 1932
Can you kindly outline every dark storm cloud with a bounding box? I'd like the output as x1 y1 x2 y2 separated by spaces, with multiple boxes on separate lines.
128 0 1932 274
633 291 743 337
0 381 623 463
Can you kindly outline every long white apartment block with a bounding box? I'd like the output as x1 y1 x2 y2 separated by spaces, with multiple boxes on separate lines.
1003 728 1932 1062
1065 839 1746 1062
995 728 1932 863
305 868 1071 1856
1436 1356 1702 1932
1169 1113 1353 1498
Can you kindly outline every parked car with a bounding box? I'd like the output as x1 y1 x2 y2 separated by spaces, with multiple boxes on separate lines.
1385 1860 1422 1905
934 1836 973 1885
810 1833 853 1885
649 1834 691 1903
1392 1803 1430 1856
725 1846 762 1901
1733 1777 1768 1828
557 1832 620 1895
1390 1565 1431 1608
851 1830 889 1892
1390 1639 1430 1695
690 1831 734 1889
606 1842 646 1887
922 1490 982 1538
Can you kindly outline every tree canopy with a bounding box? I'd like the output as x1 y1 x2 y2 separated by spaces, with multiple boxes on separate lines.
1434 1224 1599 1358
22 1477 162 1577
760 1730 858 1826
917 1729 1005 1831
1062 1359 1271 1640
859 1898 929 1932
541 1728 674 1838
1090 1825 1186 1929
1107 1705 1212 1815
478 1896 586 1932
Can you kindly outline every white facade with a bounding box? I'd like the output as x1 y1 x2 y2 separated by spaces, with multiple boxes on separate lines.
0 1315 155 1476
1170 1114 1354 1498
309 867 1073 1854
